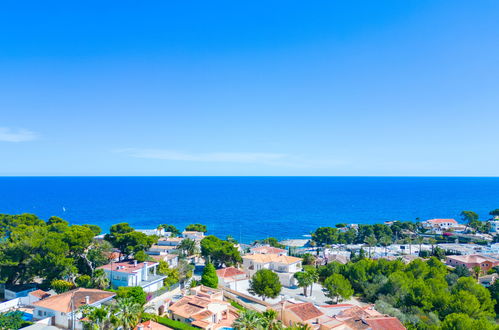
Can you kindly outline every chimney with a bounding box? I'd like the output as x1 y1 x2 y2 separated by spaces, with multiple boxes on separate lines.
134 260 138 266
85 296 90 304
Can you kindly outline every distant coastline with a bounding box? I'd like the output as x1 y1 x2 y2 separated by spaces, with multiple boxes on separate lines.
1 176 499 243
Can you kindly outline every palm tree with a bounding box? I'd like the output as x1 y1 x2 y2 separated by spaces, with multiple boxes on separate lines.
178 238 198 257
287 324 313 330
415 236 424 255
364 235 377 258
91 269 110 289
379 236 391 256
404 236 413 255
80 305 112 330
472 266 482 281
112 297 143 330
233 310 266 330
428 238 437 255
262 310 283 330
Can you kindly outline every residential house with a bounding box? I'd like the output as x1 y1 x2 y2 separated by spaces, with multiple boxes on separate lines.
157 237 184 247
136 228 169 237
27 289 51 305
167 285 238 329
422 219 459 231
216 267 248 290
3 284 37 300
271 300 405 330
182 231 205 241
489 221 499 234
242 253 302 287
250 245 288 255
445 254 499 274
148 244 180 256
149 254 179 268
97 260 166 292
32 288 116 330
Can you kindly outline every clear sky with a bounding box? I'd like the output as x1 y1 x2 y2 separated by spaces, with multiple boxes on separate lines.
1 1 498 176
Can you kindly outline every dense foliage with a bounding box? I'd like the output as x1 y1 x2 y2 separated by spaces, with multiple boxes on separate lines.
317 257 497 329
0 213 109 285
104 223 157 258
200 262 218 288
200 235 242 267
184 223 207 233
312 222 420 247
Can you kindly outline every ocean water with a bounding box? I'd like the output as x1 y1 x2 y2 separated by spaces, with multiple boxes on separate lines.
0 176 498 243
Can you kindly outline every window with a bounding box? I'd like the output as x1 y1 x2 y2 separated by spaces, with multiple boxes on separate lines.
38 311 42 316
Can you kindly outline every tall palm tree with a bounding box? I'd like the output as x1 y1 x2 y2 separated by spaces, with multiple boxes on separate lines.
262 310 283 330
428 237 437 255
364 235 377 258
233 310 266 330
379 236 392 256
112 297 143 330
80 305 112 330
178 238 198 257
415 236 424 256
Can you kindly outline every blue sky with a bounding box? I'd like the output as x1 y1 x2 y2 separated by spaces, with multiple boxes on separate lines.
1 1 498 176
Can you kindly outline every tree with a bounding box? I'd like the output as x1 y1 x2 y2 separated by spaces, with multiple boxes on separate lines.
134 250 148 262
76 275 92 288
301 253 316 266
312 227 338 246
160 224 180 237
253 237 285 249
233 310 265 330
200 262 218 288
80 305 112 330
364 235 377 258
0 311 25 330
82 224 102 236
185 223 207 233
461 211 479 231
249 269 282 301
178 238 198 257
51 279 74 293
323 274 353 303
415 236 424 255
157 261 180 289
91 269 110 289
113 231 157 258
200 235 242 267
112 297 143 330
489 209 499 217
379 236 391 256
115 286 147 306
294 268 318 297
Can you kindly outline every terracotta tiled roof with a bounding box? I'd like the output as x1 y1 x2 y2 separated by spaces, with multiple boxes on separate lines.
364 316 406 330
287 302 324 321
134 320 172 330
446 254 499 264
191 320 210 329
426 218 457 224
98 260 158 274
216 267 246 278
251 246 287 254
169 296 211 318
191 309 214 320
30 289 51 299
33 288 115 313
243 253 302 265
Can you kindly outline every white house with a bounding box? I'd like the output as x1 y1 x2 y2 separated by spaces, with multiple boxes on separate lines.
97 260 166 293
182 231 205 240
422 219 459 230
249 245 287 256
216 267 248 290
32 288 115 330
242 253 302 287
489 221 499 234
156 237 184 247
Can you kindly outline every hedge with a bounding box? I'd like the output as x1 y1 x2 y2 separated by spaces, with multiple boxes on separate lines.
154 316 198 330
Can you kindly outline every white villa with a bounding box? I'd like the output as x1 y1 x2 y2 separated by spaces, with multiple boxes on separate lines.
182 231 205 240
242 253 302 287
97 260 166 293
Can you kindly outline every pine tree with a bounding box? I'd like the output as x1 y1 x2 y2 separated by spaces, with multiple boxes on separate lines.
200 262 218 288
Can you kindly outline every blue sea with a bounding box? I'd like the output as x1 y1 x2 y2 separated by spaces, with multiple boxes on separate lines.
0 177 498 243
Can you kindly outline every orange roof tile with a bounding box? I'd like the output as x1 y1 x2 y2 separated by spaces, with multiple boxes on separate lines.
30 289 51 299
134 320 172 330
216 267 246 278
33 288 115 313
243 253 301 265
287 302 324 322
